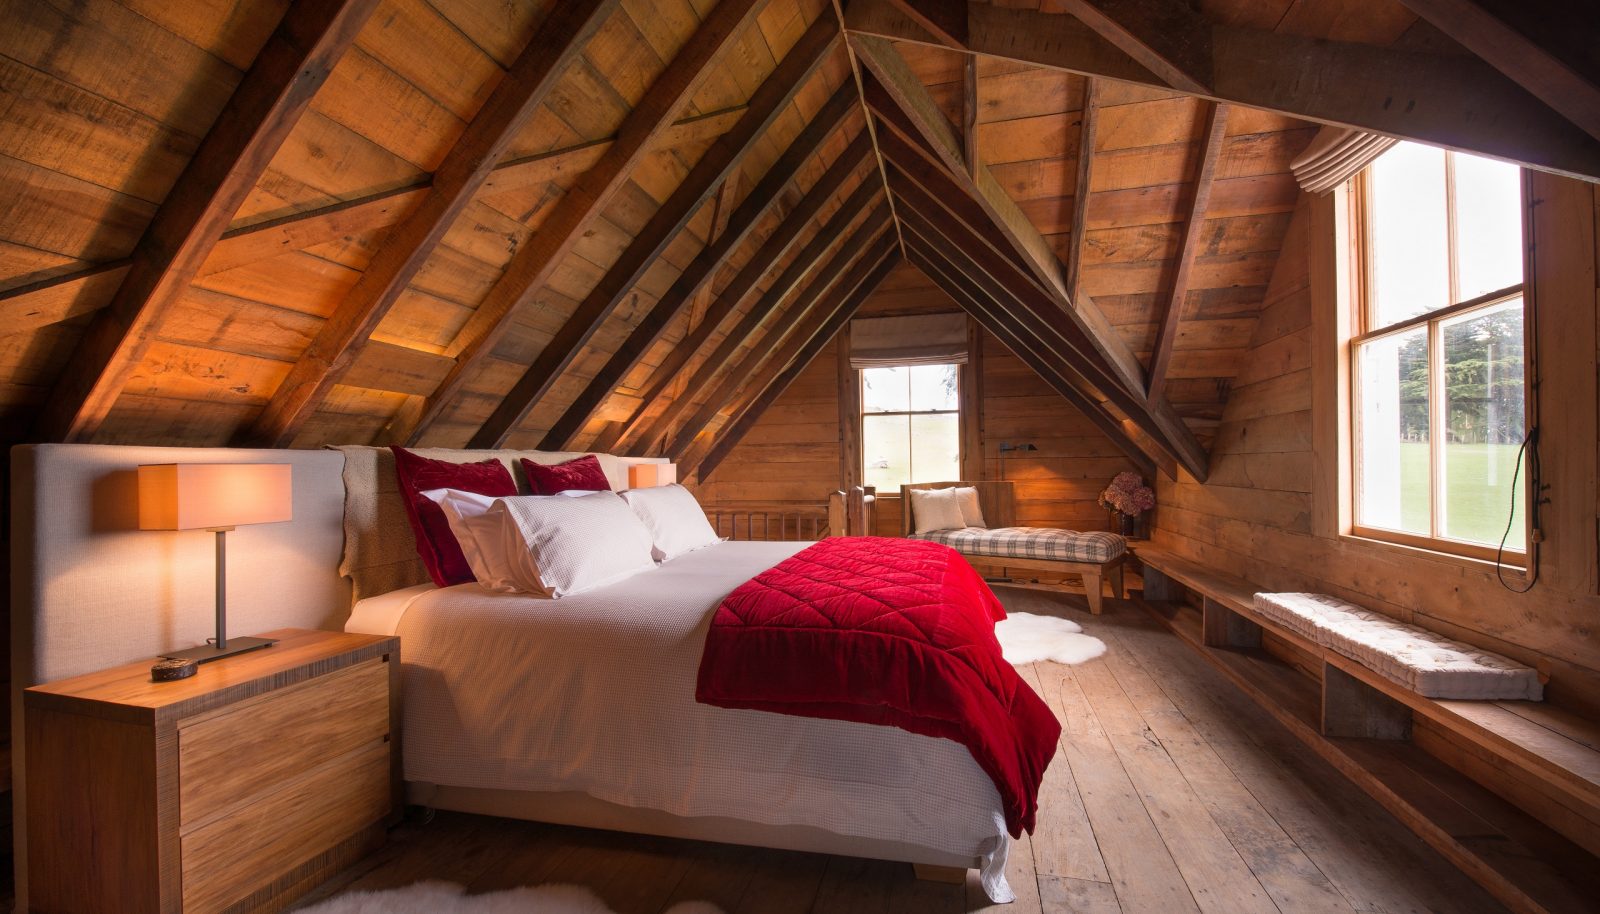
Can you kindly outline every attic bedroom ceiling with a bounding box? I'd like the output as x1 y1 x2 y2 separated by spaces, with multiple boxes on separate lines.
2 0 1596 480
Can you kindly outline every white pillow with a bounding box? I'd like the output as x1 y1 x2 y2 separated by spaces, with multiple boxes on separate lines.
910 487 967 534
951 486 986 528
492 491 656 597
620 484 720 561
422 488 589 593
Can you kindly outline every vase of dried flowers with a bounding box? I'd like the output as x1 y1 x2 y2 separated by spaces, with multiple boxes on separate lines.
1099 471 1154 538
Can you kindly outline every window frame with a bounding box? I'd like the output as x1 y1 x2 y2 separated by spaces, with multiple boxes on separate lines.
1346 156 1532 564
858 363 962 491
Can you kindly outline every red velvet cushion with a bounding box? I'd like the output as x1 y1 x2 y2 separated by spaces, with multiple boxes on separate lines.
520 454 612 496
391 447 517 587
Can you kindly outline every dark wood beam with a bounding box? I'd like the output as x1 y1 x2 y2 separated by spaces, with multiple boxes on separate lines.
534 84 861 450
962 54 979 178
1395 0 1600 144
240 0 627 446
1065 77 1097 304
845 0 1600 182
904 238 1161 478
30 0 380 442
670 215 894 458
1148 102 1229 402
1045 0 1211 94
463 15 841 449
884 0 967 48
630 188 887 453
693 244 900 480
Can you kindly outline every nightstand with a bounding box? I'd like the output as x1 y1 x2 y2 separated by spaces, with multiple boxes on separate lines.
24 628 399 914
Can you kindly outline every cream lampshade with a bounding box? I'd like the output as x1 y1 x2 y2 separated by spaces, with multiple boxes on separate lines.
138 463 293 663
629 463 678 488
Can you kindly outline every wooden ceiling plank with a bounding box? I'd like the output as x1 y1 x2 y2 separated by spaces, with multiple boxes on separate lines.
904 238 1160 477
692 241 901 481
631 189 888 453
2 262 131 337
1065 77 1098 304
1043 0 1212 94
239 0 627 447
463 14 842 449
846 0 1600 182
535 84 861 450
29 0 381 442
884 0 968 48
669 214 894 458
1395 0 1600 144
1148 102 1229 402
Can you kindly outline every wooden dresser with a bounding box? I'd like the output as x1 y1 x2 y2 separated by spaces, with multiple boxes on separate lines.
24 628 400 914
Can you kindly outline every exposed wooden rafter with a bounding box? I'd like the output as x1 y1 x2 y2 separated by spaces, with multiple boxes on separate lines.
670 210 894 458
1064 77 1098 304
1147 101 1230 402
883 0 967 48
535 84 862 450
30 0 380 442
845 0 1600 182
1043 0 1211 94
1394 0 1600 144
961 54 979 178
692 240 901 480
240 0 627 447
462 15 843 449
628 181 885 453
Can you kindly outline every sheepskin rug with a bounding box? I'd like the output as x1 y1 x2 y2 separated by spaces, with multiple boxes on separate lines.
995 612 1108 665
296 882 724 914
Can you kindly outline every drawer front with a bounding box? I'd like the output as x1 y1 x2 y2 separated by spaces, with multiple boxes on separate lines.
181 740 392 914
179 657 390 829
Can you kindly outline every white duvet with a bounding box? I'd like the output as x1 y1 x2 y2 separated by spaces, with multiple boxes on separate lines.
347 541 1012 899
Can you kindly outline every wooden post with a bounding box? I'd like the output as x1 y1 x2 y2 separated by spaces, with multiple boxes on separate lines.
1201 596 1262 649
1322 662 1414 740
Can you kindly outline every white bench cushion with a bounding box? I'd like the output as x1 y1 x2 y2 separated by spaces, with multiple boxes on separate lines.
1254 593 1543 701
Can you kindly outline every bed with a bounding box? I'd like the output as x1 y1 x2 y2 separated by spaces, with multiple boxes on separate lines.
11 444 1023 904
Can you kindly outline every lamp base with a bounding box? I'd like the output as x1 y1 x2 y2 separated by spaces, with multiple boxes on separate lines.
162 635 277 664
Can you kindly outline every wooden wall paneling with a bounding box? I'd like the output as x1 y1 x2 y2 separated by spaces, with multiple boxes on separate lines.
1147 101 1230 402
844 0 1600 182
236 0 626 447
620 164 884 453
29 0 382 443
694 243 900 479
535 84 861 450
460 15 843 448
670 207 895 456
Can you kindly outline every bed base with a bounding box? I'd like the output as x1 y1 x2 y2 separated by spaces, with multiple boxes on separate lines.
409 782 981 875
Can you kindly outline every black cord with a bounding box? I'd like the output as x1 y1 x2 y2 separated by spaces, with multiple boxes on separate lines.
1497 427 1540 593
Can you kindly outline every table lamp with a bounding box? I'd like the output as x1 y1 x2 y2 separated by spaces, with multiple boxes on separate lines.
629 463 678 488
138 463 293 663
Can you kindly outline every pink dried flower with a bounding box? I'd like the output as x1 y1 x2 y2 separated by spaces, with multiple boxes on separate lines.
1099 471 1155 516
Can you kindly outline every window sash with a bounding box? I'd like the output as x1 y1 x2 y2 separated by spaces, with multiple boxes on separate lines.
860 366 961 489
1350 158 1529 562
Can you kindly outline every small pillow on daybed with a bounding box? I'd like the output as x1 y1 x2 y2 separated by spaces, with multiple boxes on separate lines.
909 487 967 534
951 486 986 528
1254 592 1543 701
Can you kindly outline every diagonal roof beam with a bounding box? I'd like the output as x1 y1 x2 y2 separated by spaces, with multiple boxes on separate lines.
464 15 842 449
240 0 627 446
1044 0 1210 94
883 0 967 48
670 211 894 458
1394 0 1600 144
615 155 883 453
904 236 1161 478
31 0 380 442
692 243 901 481
535 84 862 450
1064 77 1097 304
845 0 1600 182
1148 101 1229 402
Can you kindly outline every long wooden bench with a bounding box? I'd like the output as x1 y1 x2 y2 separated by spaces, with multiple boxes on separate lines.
1133 545 1600 914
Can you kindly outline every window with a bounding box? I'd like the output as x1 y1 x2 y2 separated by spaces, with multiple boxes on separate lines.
862 364 960 491
1351 141 1527 559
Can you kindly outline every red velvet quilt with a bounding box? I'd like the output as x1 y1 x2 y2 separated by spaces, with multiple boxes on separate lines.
694 536 1060 837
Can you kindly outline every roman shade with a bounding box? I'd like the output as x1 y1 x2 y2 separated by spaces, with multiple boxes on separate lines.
849 312 968 368
1291 125 1398 195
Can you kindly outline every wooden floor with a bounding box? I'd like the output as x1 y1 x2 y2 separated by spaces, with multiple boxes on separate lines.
296 588 1507 913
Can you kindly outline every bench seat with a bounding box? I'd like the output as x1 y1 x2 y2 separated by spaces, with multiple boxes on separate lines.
910 527 1126 564
1256 592 1544 701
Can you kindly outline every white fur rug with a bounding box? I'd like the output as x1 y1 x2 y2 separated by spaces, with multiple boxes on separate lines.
995 612 1107 665
297 882 723 914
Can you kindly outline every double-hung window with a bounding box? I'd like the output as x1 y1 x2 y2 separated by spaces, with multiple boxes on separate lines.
1351 141 1527 559
861 364 960 491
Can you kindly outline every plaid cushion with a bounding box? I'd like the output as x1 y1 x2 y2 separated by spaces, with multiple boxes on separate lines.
911 527 1126 564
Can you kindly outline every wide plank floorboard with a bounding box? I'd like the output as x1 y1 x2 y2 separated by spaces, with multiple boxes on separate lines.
295 587 1508 913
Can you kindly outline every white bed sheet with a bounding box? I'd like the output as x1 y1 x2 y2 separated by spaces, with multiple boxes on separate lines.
348 541 1011 898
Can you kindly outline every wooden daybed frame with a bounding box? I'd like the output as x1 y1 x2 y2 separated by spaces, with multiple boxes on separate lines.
900 480 1126 614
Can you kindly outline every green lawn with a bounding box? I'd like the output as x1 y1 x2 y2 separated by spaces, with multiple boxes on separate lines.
1398 442 1526 549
